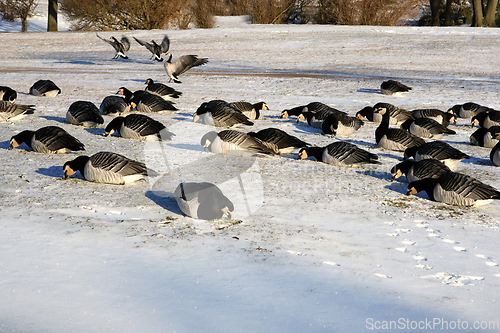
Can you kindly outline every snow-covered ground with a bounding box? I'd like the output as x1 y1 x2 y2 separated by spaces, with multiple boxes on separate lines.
1 18 500 332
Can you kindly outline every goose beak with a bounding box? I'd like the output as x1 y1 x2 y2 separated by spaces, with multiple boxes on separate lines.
406 187 417 195
280 111 288 119
221 207 232 219
9 139 18 150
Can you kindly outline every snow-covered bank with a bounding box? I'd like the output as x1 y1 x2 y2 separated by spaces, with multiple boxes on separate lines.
0 25 500 332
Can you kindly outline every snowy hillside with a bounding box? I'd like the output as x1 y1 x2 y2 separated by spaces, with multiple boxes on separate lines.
1 23 500 332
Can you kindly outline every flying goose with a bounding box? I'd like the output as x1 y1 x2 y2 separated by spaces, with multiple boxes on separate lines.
0 86 17 102
406 172 500 207
411 109 457 127
63 151 156 185
390 159 451 182
96 34 130 59
104 114 174 141
380 80 412 95
247 128 309 154
99 95 131 116
29 79 61 97
298 141 380 166
471 110 500 129
374 107 425 151
66 101 104 127
194 100 253 128
321 112 364 136
133 35 170 61
491 141 500 166
174 182 234 220
117 87 177 113
164 53 208 83
0 100 35 121
144 78 182 100
10 126 85 154
470 126 500 148
400 117 456 139
200 130 278 157
281 102 344 119
403 141 469 170
229 101 268 120
448 102 493 119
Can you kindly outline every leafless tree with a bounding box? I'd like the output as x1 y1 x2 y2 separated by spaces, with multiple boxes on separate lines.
0 0 37 32
472 0 500 26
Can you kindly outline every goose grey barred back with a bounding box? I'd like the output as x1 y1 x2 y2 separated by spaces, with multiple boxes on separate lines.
280 102 344 119
356 104 413 125
297 109 343 128
390 159 451 182
491 141 500 166
144 78 182 100
96 34 130 59
400 118 456 139
247 128 309 154
29 79 61 97
99 95 130 116
200 130 278 157
164 53 208 83
374 107 425 151
380 80 412 95
229 101 268 120
471 110 500 129
66 101 104 127
448 102 493 119
403 141 469 170
104 114 174 141
321 112 364 136
133 35 170 61
174 182 234 220
373 103 414 124
411 109 457 127
298 141 380 166
0 100 35 121
194 100 253 128
0 86 17 102
406 172 500 207
9 126 85 154
117 87 177 113
470 126 500 148
63 151 156 185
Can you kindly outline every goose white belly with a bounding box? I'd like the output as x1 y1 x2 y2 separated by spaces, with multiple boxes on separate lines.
3 113 27 121
119 123 144 139
83 162 127 184
433 184 493 207
433 184 475 207
378 135 408 151
194 113 216 126
335 123 357 136
173 186 200 218
321 150 343 166
492 150 500 166
483 133 499 148
31 137 71 154
408 123 436 138
209 137 254 157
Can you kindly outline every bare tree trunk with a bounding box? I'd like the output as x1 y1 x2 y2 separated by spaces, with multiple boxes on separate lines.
48 0 58 31
484 0 499 26
429 0 441 26
444 0 453 25
472 0 484 26
21 18 28 32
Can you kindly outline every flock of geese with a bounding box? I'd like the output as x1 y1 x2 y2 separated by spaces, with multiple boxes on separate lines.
2 42 500 219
